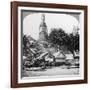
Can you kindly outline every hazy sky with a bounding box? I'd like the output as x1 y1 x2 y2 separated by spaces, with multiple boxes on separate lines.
23 13 79 40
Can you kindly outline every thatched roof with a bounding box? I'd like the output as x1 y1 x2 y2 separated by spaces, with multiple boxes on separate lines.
53 51 66 59
65 54 73 60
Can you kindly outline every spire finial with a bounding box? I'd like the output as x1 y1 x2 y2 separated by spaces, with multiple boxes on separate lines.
41 14 45 22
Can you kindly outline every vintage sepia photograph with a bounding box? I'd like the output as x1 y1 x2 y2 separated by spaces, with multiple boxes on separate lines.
11 1 87 88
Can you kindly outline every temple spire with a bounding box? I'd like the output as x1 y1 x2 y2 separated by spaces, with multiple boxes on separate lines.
39 13 48 41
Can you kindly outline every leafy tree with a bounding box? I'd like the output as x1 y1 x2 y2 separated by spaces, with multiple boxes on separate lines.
49 28 68 46
23 35 30 56
49 28 79 53
66 33 79 53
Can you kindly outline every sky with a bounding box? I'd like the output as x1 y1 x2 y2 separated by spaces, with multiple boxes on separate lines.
23 13 80 40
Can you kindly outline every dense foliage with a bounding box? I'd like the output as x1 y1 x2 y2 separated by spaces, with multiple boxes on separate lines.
49 28 79 53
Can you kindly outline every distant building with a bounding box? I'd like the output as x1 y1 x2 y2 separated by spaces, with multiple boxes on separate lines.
65 53 74 64
72 26 79 36
53 51 66 62
73 50 79 59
